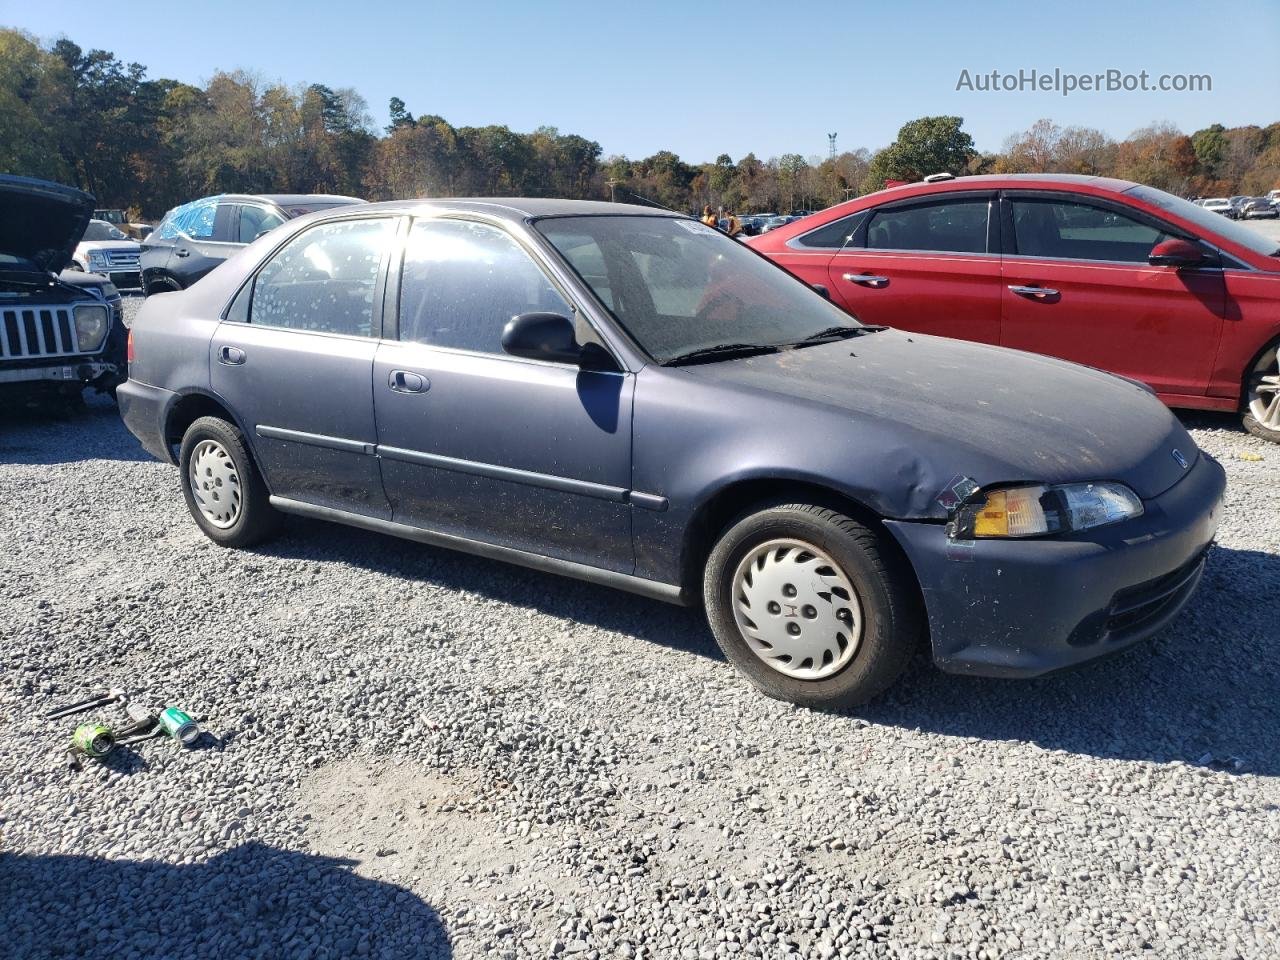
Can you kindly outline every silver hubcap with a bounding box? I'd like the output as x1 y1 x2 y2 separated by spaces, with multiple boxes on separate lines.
731 538 863 680
188 439 242 529
1248 348 1280 431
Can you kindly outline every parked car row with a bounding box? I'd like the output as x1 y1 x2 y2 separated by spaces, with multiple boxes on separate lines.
1194 194 1280 219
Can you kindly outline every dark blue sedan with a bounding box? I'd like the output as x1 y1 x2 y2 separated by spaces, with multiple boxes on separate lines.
118 199 1224 707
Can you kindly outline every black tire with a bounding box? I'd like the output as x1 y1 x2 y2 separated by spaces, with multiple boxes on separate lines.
1242 342 1280 444
703 502 922 709
178 416 282 548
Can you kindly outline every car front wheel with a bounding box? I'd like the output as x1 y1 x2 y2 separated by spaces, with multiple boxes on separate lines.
703 503 922 709
1243 344 1280 444
179 416 282 547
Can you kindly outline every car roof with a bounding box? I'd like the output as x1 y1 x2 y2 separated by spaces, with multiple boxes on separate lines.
214 193 366 205
337 197 680 221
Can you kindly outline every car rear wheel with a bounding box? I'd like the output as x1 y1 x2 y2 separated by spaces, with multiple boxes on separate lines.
703 503 922 709
179 416 282 547
1242 344 1280 444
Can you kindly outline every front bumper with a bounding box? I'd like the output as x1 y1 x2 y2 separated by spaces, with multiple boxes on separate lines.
117 378 178 462
884 453 1226 677
0 359 117 387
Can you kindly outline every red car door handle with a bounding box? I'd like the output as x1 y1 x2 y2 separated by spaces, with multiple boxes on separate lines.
842 273 889 288
1009 284 1060 300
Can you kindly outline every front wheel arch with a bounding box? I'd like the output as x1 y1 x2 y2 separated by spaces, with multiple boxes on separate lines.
679 477 919 601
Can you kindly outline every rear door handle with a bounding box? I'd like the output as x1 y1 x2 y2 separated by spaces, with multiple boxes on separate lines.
1008 284 1060 300
174 248 191 258
217 345 246 365
842 273 889 288
388 370 429 394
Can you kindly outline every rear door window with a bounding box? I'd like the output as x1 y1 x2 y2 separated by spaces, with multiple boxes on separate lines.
178 201 217 240
248 218 394 336
865 198 990 254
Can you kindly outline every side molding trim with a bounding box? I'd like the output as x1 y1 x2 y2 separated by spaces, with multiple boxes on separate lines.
269 495 689 606
377 444 630 502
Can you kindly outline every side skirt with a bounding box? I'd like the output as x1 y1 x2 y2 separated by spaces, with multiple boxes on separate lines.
269 495 690 606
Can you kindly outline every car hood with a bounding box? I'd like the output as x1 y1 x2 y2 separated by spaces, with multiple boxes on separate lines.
691 330 1198 502
0 175 95 274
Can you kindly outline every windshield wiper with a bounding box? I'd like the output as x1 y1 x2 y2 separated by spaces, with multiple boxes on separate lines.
662 342 782 366
793 324 887 345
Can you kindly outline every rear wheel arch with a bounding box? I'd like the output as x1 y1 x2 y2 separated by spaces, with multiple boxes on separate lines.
164 392 249 460
1240 332 1280 441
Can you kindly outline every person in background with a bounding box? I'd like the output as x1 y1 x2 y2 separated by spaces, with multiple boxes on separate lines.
723 208 744 238
701 204 718 228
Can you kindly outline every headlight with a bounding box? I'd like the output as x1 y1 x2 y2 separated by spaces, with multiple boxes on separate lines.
73 304 110 352
949 481 1143 539
87 250 111 271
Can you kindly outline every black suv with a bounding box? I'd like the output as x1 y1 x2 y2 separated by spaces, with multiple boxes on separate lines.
0 175 127 407
140 193 364 295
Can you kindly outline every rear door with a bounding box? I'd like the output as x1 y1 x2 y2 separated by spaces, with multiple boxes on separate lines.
825 192 1002 342
210 215 400 517
999 192 1224 397
171 200 241 287
372 216 634 572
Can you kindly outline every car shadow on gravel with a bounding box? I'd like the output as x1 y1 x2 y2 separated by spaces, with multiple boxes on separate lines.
0 842 452 959
863 543 1280 777
256 517 723 661
258 522 1277 776
0 394 151 465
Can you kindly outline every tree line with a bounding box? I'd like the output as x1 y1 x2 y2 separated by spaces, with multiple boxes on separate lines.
2 29 1277 222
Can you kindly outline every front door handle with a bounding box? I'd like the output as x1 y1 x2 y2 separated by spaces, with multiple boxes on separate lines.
842 273 889 288
174 248 191 258
1008 284 1060 300
217 345 246 365
388 370 429 394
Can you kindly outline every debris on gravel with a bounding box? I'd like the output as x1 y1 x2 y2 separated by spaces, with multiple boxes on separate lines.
1 390 1277 960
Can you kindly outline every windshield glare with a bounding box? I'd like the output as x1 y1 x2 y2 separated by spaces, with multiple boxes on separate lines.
1126 185 1280 258
535 215 860 362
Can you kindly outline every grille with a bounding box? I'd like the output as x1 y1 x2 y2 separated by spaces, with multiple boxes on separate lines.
104 250 139 268
0 307 80 359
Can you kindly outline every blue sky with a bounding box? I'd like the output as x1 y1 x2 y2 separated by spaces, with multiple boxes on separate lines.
4 0 1277 162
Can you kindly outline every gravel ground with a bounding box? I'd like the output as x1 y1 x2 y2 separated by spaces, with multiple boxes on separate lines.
1 298 1278 960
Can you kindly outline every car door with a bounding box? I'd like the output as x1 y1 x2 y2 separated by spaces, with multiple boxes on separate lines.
210 215 399 518
825 192 1002 343
372 216 635 573
171 200 240 287
999 192 1225 397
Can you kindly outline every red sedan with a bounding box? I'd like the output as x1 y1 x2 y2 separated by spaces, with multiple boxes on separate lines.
749 174 1280 442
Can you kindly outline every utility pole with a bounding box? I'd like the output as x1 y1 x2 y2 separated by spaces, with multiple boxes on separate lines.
828 132 837 160
605 178 622 203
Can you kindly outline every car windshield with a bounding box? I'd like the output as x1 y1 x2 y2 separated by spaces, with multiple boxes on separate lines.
536 215 862 363
83 220 128 241
1128 185 1280 257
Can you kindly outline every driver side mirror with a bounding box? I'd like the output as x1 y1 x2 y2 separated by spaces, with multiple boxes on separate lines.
1148 238 1205 268
501 312 581 364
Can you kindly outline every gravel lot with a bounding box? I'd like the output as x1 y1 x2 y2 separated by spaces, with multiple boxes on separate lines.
1 297 1278 960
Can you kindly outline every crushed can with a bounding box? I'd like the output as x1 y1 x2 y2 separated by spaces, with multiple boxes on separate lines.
71 723 115 758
